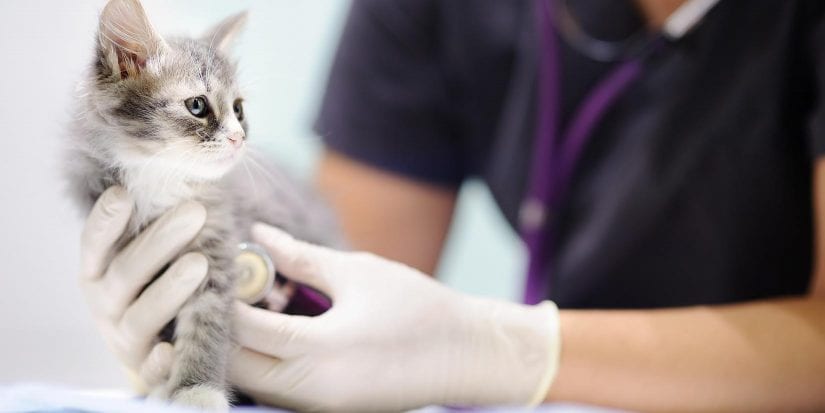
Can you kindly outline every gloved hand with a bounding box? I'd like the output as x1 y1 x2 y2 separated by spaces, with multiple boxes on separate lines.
79 186 208 394
228 223 561 412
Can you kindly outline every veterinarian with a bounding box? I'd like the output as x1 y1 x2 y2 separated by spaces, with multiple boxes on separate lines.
79 0 825 411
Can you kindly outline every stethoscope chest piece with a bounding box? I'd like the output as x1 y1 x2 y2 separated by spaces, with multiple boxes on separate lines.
235 242 276 304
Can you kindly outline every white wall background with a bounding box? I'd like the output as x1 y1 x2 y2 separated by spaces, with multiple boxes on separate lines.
0 0 525 388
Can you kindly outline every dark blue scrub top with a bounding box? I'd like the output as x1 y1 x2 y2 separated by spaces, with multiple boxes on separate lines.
315 0 825 309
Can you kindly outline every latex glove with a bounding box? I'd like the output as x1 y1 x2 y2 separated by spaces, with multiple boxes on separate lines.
79 186 208 394
229 223 561 412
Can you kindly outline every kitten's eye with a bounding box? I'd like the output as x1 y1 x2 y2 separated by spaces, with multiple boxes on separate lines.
233 99 244 121
185 96 209 118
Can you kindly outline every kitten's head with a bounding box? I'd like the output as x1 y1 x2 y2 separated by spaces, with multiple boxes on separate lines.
87 0 248 182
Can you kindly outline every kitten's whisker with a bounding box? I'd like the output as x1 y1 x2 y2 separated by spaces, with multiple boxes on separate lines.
178 152 203 192
240 157 261 204
134 143 189 185
244 153 279 188
159 148 197 196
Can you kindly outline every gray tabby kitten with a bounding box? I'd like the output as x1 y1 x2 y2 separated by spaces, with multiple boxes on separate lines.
65 0 343 409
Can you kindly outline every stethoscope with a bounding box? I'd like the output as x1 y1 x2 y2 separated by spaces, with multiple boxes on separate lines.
235 242 329 314
520 0 721 304
234 243 279 306
236 0 723 308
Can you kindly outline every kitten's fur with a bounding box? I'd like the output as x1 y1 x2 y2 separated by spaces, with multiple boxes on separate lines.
65 0 343 409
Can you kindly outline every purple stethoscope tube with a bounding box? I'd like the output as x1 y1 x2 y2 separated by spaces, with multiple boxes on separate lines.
521 0 664 305
283 283 330 316
521 0 721 304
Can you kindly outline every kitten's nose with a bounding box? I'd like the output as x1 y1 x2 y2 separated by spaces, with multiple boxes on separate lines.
227 132 245 148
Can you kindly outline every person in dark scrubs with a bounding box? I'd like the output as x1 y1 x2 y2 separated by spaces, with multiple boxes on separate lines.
307 0 825 409
78 0 825 411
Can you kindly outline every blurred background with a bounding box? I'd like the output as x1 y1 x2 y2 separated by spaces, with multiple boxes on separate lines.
0 1 524 388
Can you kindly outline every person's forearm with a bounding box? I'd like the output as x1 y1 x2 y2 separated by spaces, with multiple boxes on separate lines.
548 297 825 412
316 150 457 275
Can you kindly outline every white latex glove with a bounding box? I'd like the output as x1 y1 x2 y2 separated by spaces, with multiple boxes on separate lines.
79 186 208 394
228 223 561 412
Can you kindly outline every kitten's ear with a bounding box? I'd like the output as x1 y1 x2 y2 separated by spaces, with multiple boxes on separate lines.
98 0 168 79
201 11 248 53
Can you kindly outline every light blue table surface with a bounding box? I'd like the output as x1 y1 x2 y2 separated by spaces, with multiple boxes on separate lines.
0 383 624 413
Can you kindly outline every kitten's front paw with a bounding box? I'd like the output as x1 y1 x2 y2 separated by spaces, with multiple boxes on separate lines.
171 385 230 412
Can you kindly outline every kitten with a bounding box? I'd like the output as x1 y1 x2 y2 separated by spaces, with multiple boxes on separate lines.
65 0 343 409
